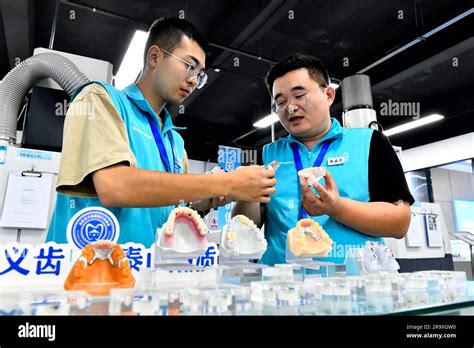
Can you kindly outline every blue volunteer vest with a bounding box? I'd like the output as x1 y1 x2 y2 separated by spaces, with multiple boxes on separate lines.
260 118 382 266
46 82 186 248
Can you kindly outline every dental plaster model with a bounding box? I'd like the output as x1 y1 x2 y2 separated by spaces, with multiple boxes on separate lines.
156 206 209 257
288 219 333 257
220 215 267 259
298 167 327 186
64 240 135 296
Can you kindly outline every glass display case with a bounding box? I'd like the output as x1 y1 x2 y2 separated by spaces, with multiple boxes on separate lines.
1 269 472 316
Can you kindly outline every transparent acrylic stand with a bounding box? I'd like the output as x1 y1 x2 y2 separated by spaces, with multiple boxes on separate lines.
0 289 92 315
217 219 269 285
285 233 344 278
181 284 253 315
263 263 305 282
153 237 217 288
344 247 365 276
250 280 318 315
155 251 206 271
218 254 268 285
109 287 184 316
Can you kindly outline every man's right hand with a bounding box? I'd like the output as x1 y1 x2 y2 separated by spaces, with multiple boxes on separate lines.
227 165 276 203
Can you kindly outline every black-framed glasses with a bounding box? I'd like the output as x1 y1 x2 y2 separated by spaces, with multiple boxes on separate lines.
271 86 327 114
271 92 308 114
161 48 208 89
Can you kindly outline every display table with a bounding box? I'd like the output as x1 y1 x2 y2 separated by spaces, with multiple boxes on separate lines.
1 267 472 316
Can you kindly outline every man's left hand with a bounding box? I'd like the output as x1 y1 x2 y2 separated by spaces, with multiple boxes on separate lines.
300 171 342 217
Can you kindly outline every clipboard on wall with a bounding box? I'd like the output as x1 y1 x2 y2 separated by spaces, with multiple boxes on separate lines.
424 213 443 247
405 212 425 247
0 169 54 229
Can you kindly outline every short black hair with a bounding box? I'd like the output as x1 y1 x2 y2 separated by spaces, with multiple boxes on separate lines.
265 54 330 96
144 17 209 65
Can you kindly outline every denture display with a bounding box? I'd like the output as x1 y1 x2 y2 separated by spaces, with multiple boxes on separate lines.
363 241 400 272
298 167 327 186
64 240 135 296
156 207 209 256
288 219 333 257
362 247 380 273
220 215 267 259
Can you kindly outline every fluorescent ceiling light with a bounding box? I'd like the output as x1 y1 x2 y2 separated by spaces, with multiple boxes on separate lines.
115 30 148 89
383 114 444 137
329 82 340 89
253 113 279 128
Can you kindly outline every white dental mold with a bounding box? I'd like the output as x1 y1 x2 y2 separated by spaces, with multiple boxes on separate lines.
220 215 267 260
297 167 327 186
155 207 209 259
361 244 380 273
362 241 400 273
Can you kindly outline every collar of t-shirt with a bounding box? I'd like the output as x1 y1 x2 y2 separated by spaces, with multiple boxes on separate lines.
281 117 344 153
123 83 186 134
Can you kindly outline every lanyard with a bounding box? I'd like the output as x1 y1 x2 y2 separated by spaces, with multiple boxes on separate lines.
291 140 333 219
145 114 179 173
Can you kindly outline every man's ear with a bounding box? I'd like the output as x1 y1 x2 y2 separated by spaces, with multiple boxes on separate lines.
326 85 336 106
146 45 161 68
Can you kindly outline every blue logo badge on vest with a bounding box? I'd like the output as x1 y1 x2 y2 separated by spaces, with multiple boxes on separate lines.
66 207 120 249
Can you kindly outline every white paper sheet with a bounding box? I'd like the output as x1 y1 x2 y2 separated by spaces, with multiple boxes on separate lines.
425 214 443 247
0 171 54 229
405 213 425 247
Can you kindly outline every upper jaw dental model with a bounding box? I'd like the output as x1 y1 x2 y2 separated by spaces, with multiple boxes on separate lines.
288 219 333 257
156 206 209 257
298 167 327 186
220 215 267 259
64 240 135 296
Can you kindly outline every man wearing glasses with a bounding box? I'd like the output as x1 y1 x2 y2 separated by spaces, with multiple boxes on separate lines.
47 17 276 247
233 54 414 266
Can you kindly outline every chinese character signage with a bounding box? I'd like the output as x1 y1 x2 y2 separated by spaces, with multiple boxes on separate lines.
0 242 219 282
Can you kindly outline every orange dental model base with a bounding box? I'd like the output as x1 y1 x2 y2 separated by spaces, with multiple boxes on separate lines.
64 241 135 296
288 219 333 257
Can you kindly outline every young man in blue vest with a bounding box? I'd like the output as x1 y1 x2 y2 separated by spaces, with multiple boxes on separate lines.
233 54 414 265
47 18 276 247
